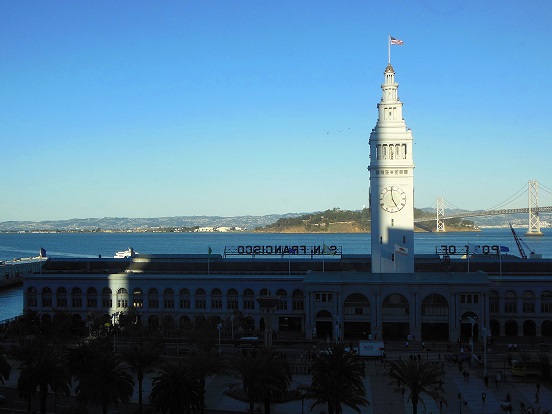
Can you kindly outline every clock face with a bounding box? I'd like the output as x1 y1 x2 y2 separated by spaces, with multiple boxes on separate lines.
379 185 407 213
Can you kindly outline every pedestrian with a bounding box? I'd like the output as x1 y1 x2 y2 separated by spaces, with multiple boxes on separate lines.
463 371 467 382
466 371 470 382
506 392 511 402
438 352 441 361
481 392 486 403
405 340 409 349
484 374 489 387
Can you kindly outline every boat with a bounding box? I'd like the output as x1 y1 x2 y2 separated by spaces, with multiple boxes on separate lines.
114 247 136 259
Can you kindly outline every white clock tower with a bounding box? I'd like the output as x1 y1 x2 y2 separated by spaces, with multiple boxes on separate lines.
369 63 415 273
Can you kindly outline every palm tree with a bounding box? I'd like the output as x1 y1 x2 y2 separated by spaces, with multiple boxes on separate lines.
388 358 447 414
122 341 161 414
519 402 551 414
0 345 11 384
306 344 369 414
74 348 134 414
229 346 291 414
15 336 71 414
185 349 221 413
149 361 202 414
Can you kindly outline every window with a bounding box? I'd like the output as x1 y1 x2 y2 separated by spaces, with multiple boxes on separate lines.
117 288 128 308
133 288 143 308
523 290 535 313
27 287 37 307
211 288 222 309
227 288 238 310
542 291 552 313
421 294 449 316
277 289 288 310
196 288 206 309
86 288 97 308
243 288 255 310
180 288 190 309
460 294 479 304
164 288 175 309
148 288 159 309
57 287 67 308
315 293 333 303
102 288 112 308
72 287 83 308
42 287 52 307
344 293 370 316
292 289 304 311
504 290 517 313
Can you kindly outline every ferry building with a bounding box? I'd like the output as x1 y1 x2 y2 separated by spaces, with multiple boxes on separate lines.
23 63 552 343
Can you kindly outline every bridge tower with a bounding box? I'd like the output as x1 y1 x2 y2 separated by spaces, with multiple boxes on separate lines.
526 180 543 236
369 63 415 273
436 197 445 232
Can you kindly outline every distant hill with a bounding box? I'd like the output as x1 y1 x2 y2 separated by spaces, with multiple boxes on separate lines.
1 208 549 233
0 214 303 232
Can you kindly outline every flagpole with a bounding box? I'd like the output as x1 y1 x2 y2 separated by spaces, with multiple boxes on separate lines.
467 244 470 273
322 242 326 274
388 35 391 64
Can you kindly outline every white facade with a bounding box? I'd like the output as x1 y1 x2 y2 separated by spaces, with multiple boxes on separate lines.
369 64 415 273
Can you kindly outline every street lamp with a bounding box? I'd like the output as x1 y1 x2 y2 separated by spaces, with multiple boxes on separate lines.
217 322 223 355
111 312 120 352
467 316 477 353
482 327 489 377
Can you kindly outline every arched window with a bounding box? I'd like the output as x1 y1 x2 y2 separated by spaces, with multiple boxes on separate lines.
211 288 222 309
132 288 143 308
86 287 97 308
382 293 409 316
72 287 83 308
542 291 552 313
292 289 304 311
57 287 67 308
504 290 517 313
180 288 190 309
344 293 370 315
148 288 159 309
102 287 112 308
227 288 238 310
277 289 287 310
196 288 206 309
164 288 174 309
42 287 52 307
523 290 535 313
421 294 449 316
117 288 128 308
243 288 255 310
27 287 37 307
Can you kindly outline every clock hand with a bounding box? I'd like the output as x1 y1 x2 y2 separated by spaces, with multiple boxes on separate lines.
391 188 398 207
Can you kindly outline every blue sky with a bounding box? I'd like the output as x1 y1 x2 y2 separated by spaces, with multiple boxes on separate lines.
1 1 551 221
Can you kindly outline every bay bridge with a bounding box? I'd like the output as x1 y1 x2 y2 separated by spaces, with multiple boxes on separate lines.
415 180 552 235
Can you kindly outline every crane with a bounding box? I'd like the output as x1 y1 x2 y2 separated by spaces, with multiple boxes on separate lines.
509 223 538 259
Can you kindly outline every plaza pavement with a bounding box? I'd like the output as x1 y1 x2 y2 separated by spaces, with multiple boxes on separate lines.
1 340 551 413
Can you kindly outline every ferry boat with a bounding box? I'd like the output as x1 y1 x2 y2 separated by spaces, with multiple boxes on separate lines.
113 247 137 259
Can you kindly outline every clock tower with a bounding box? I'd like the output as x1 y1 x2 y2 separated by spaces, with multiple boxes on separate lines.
369 63 415 273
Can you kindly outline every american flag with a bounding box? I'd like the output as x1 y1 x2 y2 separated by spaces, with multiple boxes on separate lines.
390 36 404 45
